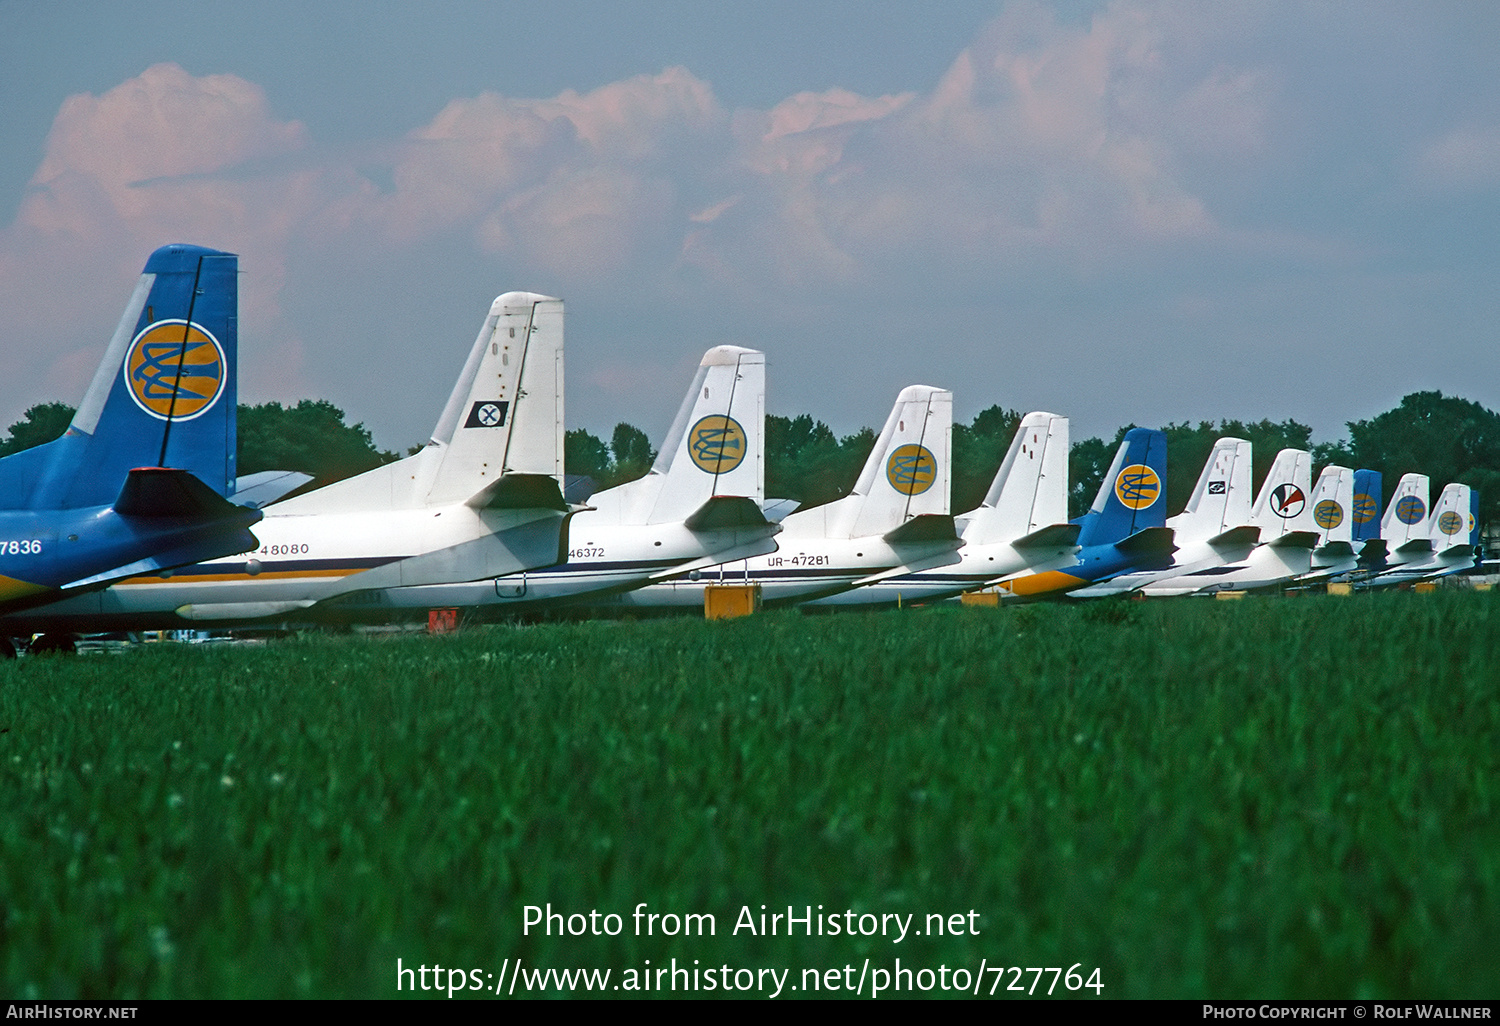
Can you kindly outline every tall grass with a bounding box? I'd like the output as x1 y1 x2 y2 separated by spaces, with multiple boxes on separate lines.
1 593 1495 998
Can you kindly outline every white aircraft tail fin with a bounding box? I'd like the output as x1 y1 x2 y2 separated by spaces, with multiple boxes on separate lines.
591 346 764 527
1429 482 1473 553
1381 473 1431 551
1309 465 1355 545
843 385 952 539
1167 437 1252 545
434 292 563 507
962 412 1069 546
275 292 565 515
1250 449 1316 541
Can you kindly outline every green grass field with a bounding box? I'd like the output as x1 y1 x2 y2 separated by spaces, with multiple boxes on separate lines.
1 592 1496 999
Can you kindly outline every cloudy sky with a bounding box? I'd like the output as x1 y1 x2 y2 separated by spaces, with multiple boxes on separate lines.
2 1 1497 454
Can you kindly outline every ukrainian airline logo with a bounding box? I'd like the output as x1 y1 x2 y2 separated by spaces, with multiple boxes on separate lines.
687 415 746 474
124 320 226 421
1208 480 1228 495
1270 484 1306 519
1395 495 1426 525
1113 464 1161 510
1353 493 1378 524
886 443 936 495
464 401 509 428
1313 499 1344 530
1438 511 1464 536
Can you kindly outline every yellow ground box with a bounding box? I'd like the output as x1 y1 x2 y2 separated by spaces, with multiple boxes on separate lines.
1327 583 1353 596
1214 591 1248 601
705 584 761 619
959 590 1000 607
1414 582 1437 594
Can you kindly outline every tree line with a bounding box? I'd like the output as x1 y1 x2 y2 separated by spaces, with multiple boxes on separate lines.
4 392 1496 525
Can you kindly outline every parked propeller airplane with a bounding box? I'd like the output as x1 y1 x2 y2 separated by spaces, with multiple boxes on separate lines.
3 291 572 637
1137 447 1319 596
992 427 1175 600
617 385 963 608
1359 476 1476 586
801 411 1081 606
0 244 262 655
315 345 781 617
1070 437 1259 598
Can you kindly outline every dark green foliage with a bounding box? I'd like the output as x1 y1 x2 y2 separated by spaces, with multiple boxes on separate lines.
764 414 875 509
0 401 396 492
563 428 612 482
238 400 397 489
609 423 656 482
1067 418 1314 520
2 594 1496 998
1068 430 1129 519
0 402 75 457
1158 419 1314 516
1346 392 1500 522
951 406 1021 513
559 425 658 491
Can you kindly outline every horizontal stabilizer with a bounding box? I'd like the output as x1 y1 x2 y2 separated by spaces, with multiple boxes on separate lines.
469 473 567 511
1394 538 1433 555
1208 525 1260 549
1316 540 1355 557
646 534 781 581
761 498 801 523
1012 522 1080 550
1115 526 1176 554
683 495 770 532
115 467 251 520
233 470 314 508
883 513 959 545
1267 530 1320 549
852 544 964 584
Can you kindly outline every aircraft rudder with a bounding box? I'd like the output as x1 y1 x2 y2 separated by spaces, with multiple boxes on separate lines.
1352 469 1382 542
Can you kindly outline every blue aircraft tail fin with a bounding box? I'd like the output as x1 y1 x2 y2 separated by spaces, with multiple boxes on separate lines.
1351 469 1382 543
1 245 239 511
1075 428 1168 548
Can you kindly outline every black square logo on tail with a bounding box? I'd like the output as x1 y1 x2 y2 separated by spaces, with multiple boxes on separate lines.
465 401 509 428
1208 480 1227 494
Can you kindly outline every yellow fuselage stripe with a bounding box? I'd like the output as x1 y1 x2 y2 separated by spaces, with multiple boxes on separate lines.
996 570 1090 597
0 574 51 602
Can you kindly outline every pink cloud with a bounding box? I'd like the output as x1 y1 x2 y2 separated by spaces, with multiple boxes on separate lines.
0 5 1265 428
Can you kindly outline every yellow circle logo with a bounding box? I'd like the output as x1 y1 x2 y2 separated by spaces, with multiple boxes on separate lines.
1313 499 1343 530
886 443 936 495
1438 511 1464 536
1113 464 1161 510
124 320 226 421
1353 493 1378 524
687 415 747 474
